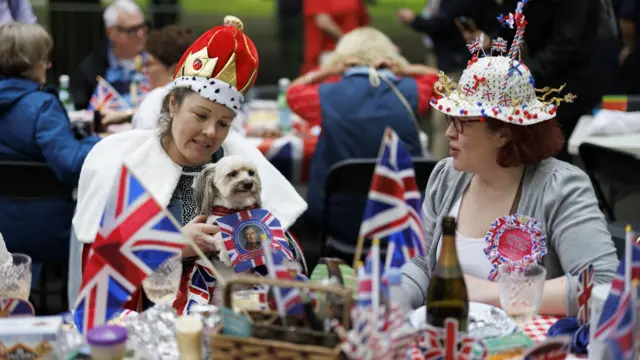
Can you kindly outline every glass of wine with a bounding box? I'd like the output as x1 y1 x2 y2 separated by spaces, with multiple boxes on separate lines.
498 263 546 329
0 253 32 301
142 255 182 307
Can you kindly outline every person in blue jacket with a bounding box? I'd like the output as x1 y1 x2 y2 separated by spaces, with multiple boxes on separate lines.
0 23 100 273
287 27 438 262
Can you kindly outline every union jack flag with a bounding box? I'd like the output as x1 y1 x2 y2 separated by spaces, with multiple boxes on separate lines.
419 318 487 360
594 234 640 340
466 37 481 54
256 134 314 184
87 76 131 112
262 238 305 316
74 164 186 333
604 290 638 360
359 128 426 271
173 259 217 315
0 298 34 317
356 241 381 310
217 209 294 273
577 264 594 326
491 37 508 54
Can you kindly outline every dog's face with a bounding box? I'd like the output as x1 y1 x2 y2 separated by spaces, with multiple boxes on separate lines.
194 155 262 213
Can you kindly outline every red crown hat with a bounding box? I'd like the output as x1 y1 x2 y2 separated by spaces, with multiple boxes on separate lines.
173 15 259 114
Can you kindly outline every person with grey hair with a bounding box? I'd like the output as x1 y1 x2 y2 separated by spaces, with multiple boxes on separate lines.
70 0 147 114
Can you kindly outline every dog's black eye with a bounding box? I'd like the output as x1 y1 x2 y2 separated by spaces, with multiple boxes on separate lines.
228 170 238 178
248 170 255 176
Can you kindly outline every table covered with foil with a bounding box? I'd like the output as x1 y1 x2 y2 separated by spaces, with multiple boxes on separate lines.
56 304 220 360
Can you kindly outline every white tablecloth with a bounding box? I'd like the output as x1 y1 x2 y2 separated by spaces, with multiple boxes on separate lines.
568 115 640 157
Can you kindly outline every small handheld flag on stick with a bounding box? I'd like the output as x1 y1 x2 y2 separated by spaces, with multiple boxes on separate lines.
577 264 594 326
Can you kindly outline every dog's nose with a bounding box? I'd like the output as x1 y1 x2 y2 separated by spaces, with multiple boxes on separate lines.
242 181 253 190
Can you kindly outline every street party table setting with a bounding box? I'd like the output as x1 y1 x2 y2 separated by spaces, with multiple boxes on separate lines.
1 126 621 360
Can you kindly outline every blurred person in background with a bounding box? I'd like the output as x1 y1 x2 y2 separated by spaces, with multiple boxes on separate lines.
463 0 608 162
277 0 304 80
0 0 36 24
396 0 499 160
620 0 640 94
301 0 369 74
0 23 100 279
287 27 438 262
132 24 196 129
70 0 147 112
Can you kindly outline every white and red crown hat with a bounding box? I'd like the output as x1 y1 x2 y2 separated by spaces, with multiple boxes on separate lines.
172 15 259 114
431 1 575 126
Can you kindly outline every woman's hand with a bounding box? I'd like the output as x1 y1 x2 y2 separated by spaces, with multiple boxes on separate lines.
464 275 500 307
100 109 134 126
181 215 220 258
396 9 416 25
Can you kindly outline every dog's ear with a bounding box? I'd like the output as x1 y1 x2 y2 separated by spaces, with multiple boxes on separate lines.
252 167 263 208
194 164 219 215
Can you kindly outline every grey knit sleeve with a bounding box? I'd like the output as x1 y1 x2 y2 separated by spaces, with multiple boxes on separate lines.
543 164 619 316
401 158 449 309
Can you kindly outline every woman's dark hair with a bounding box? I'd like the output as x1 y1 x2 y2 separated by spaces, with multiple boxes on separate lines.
485 117 565 167
146 25 195 68
158 86 195 144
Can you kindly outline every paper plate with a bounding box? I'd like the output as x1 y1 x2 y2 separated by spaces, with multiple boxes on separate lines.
409 302 516 339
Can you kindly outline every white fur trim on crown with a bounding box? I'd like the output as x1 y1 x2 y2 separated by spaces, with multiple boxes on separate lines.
431 56 557 126
173 76 244 114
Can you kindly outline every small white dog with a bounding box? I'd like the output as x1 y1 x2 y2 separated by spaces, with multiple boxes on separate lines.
193 155 301 280
194 155 262 268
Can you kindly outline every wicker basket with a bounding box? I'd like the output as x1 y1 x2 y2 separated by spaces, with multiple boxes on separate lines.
211 275 352 360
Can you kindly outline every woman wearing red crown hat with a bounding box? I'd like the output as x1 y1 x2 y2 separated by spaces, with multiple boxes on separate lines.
69 16 307 311
401 3 619 318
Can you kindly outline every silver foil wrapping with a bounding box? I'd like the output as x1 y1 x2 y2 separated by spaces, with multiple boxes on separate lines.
122 305 179 360
468 305 516 338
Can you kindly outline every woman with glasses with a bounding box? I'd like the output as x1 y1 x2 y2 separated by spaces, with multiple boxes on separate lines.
401 8 619 317
70 0 148 112
0 23 100 278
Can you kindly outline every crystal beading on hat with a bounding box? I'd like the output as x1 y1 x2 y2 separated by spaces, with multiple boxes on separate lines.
430 0 575 126
172 15 259 115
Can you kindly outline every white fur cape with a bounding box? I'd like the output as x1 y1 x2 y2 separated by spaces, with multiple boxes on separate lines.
72 129 307 243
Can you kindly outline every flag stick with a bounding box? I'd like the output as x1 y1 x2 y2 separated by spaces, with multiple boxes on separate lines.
625 225 633 290
353 236 366 269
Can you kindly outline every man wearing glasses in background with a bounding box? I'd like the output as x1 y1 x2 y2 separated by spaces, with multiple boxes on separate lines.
71 0 147 113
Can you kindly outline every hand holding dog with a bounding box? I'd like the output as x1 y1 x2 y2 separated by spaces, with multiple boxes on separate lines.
182 215 221 258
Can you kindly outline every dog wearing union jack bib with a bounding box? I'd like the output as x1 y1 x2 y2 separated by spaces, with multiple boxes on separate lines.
190 155 303 306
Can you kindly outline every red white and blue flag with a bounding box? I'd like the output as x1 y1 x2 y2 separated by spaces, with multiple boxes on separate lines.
74 164 185 333
0 298 35 317
577 264 594 326
173 260 217 315
263 238 305 316
604 290 637 360
217 209 294 273
491 37 508 54
87 76 131 112
359 128 426 271
594 229 640 340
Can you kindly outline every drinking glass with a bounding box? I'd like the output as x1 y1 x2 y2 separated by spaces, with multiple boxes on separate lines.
0 253 32 300
142 255 182 306
498 263 546 328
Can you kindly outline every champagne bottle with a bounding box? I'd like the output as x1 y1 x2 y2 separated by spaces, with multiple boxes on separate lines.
425 216 469 331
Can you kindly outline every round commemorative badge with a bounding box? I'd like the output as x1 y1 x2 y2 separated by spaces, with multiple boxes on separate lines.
0 298 35 318
483 213 547 281
216 209 294 273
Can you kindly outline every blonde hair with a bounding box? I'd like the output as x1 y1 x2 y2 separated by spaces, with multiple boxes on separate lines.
323 27 409 72
0 23 52 81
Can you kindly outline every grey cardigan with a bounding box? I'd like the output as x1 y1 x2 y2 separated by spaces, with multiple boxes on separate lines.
401 157 619 316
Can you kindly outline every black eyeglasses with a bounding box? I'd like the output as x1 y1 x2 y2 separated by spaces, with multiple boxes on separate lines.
445 115 483 134
116 21 149 36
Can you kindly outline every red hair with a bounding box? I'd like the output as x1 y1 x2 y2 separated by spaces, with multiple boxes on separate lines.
485 118 565 167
